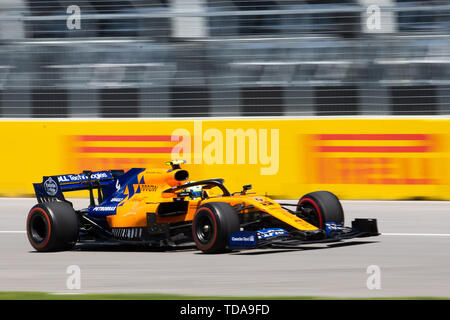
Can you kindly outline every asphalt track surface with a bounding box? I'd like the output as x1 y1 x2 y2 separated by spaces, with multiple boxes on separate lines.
1 198 449 297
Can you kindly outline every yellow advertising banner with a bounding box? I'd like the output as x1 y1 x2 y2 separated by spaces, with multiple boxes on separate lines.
1 118 450 200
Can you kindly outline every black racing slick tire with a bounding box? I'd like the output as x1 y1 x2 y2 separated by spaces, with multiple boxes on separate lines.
26 202 79 252
192 202 240 254
297 191 344 229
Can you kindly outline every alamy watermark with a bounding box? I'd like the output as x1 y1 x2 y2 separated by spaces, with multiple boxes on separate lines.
366 4 381 31
366 265 381 290
66 5 81 30
171 120 279 175
66 265 81 290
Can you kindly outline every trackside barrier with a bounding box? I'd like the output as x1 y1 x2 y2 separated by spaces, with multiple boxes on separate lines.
1 118 450 200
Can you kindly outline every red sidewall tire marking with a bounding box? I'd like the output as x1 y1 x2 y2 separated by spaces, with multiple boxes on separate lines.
193 207 218 251
27 207 52 249
298 198 324 229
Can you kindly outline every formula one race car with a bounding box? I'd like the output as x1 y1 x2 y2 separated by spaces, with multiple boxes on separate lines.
27 160 379 253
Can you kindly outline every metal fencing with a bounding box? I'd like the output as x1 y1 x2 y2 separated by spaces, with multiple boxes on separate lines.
0 0 449 117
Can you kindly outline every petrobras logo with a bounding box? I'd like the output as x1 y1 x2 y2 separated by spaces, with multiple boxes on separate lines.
44 177 58 196
257 228 288 240
92 206 116 212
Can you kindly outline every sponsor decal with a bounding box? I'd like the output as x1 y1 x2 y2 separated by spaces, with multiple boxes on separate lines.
141 184 158 192
257 228 288 240
58 172 111 184
90 172 109 180
72 135 180 171
308 134 440 185
71 121 280 176
58 175 79 183
229 231 258 247
253 197 276 206
325 222 344 236
231 235 255 242
92 206 117 212
44 177 58 196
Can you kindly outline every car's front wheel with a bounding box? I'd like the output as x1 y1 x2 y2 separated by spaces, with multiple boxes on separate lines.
192 202 240 253
296 191 344 229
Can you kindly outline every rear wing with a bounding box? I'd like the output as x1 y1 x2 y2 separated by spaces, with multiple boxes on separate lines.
33 170 124 204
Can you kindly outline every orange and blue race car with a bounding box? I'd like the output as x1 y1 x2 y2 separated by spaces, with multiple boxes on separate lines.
27 160 379 253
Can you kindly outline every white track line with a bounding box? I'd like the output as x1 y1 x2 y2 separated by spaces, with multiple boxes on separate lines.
382 233 450 237
0 231 26 234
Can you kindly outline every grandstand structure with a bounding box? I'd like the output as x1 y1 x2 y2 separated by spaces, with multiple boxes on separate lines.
0 0 448 117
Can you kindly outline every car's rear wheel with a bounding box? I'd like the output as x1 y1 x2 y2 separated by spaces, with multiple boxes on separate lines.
192 202 240 253
296 191 344 229
26 202 78 252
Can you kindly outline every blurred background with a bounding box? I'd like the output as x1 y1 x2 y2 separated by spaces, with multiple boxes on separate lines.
0 0 449 117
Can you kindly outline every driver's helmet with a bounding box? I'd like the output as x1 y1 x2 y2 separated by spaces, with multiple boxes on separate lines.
185 183 203 199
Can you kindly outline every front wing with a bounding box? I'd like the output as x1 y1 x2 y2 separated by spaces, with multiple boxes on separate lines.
228 218 380 249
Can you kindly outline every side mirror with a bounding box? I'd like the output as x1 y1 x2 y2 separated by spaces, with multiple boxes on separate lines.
241 184 252 195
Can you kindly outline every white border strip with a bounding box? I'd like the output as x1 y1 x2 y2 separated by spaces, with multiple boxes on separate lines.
382 233 450 237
